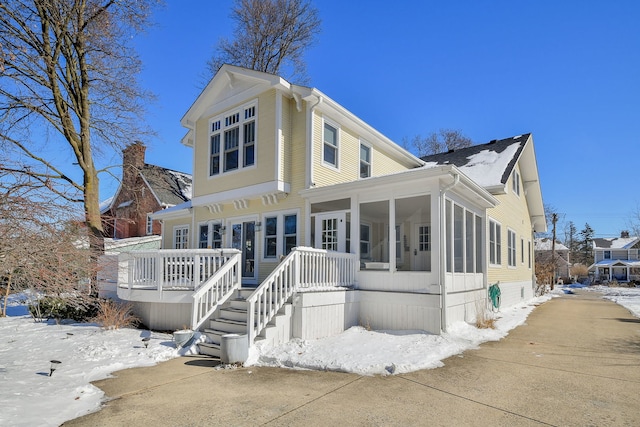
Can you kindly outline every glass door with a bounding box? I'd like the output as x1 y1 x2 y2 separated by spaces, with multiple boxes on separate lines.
231 221 256 283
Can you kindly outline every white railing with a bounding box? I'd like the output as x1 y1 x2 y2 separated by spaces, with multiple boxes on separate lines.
247 247 357 343
123 249 236 294
191 250 241 330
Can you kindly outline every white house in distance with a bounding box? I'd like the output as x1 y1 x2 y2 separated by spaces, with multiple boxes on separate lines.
113 65 546 358
590 235 640 283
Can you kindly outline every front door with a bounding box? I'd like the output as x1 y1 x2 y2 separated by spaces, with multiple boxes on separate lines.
314 212 346 252
231 221 256 283
413 223 431 271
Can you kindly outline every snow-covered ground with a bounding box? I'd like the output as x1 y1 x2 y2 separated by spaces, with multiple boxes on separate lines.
2 285 639 426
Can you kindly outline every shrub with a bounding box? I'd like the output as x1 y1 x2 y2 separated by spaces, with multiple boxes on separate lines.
92 299 139 330
475 299 496 329
29 296 100 322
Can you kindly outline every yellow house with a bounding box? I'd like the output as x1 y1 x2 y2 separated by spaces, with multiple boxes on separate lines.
115 65 546 359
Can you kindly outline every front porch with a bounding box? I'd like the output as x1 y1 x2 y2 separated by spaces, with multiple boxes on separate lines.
590 260 640 283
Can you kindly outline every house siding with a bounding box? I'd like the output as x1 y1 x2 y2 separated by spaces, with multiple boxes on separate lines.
311 112 413 188
193 89 278 198
487 164 535 301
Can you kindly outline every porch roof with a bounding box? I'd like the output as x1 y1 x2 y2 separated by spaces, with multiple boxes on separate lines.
589 259 640 270
300 164 498 208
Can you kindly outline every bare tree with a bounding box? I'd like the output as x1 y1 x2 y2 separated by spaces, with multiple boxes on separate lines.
0 0 159 252
0 171 95 317
207 0 321 83
404 129 473 157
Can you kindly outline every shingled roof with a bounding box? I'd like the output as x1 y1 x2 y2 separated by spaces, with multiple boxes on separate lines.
141 164 192 207
420 134 531 189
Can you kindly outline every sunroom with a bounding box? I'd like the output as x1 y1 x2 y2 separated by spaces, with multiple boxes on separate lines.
302 165 497 297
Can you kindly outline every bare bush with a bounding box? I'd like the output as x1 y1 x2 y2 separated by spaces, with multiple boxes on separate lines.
475 299 496 329
93 299 139 330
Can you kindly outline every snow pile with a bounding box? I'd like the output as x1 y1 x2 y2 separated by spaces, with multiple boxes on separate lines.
2 285 639 426
248 295 552 375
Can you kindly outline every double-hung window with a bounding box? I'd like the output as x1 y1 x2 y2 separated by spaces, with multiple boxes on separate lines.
489 220 501 265
323 121 338 168
209 102 257 176
512 169 520 196
360 142 371 178
508 229 516 267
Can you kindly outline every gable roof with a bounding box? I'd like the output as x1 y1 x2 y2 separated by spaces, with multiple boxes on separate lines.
535 238 569 251
421 134 546 233
101 164 192 213
181 64 423 167
592 237 640 249
420 134 529 189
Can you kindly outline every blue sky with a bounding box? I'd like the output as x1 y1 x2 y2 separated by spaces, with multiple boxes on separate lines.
102 0 640 239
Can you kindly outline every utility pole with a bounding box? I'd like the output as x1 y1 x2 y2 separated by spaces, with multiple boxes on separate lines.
551 213 558 290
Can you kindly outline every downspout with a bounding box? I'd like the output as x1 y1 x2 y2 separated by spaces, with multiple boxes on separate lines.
306 95 323 189
439 172 459 333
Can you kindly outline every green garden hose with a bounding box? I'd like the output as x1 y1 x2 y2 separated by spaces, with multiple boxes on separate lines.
489 282 501 310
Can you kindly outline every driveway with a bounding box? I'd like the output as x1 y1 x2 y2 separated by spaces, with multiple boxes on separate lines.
64 291 640 426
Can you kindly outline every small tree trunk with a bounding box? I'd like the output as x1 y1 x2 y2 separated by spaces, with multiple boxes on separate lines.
2 273 12 317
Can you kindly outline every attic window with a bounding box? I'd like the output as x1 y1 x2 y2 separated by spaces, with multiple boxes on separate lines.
512 169 521 196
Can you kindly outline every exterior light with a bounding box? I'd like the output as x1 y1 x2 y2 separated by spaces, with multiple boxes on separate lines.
49 360 61 377
255 221 262 231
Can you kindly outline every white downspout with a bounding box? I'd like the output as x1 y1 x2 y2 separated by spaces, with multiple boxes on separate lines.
440 172 459 333
305 96 323 189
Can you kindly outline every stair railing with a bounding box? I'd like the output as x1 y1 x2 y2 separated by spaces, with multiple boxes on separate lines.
191 250 241 330
246 247 357 343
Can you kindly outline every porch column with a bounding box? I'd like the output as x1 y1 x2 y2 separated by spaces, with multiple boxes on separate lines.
389 199 396 271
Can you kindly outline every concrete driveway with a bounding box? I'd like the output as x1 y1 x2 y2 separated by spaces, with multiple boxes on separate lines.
64 291 640 426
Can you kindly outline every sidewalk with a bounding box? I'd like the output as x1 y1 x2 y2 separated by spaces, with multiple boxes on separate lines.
64 291 640 426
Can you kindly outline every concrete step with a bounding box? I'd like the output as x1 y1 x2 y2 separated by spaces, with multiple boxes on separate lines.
197 342 220 358
210 317 247 334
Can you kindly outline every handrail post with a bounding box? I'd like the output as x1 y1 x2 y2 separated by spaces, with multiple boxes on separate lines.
194 253 201 288
156 252 163 299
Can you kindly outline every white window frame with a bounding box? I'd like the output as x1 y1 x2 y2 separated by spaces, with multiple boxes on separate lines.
360 141 371 178
261 210 299 261
173 225 189 249
512 169 521 196
507 229 517 267
360 222 371 259
489 219 502 266
146 213 153 235
209 100 258 177
322 118 339 170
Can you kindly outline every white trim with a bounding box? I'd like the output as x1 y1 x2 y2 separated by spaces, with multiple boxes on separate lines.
275 91 282 182
321 116 340 171
173 225 189 249
488 217 502 267
191 180 290 207
359 139 372 179
507 228 517 268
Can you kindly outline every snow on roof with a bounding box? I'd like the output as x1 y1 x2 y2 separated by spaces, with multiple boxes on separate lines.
117 200 133 209
593 237 640 249
457 143 520 188
535 238 569 251
168 170 193 200
420 134 529 189
99 196 114 214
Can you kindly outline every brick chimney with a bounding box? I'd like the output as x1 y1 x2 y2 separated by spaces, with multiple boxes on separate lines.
122 142 146 190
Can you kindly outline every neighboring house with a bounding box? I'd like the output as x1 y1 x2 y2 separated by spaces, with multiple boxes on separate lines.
590 235 640 282
100 142 192 239
534 238 571 281
113 65 546 359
